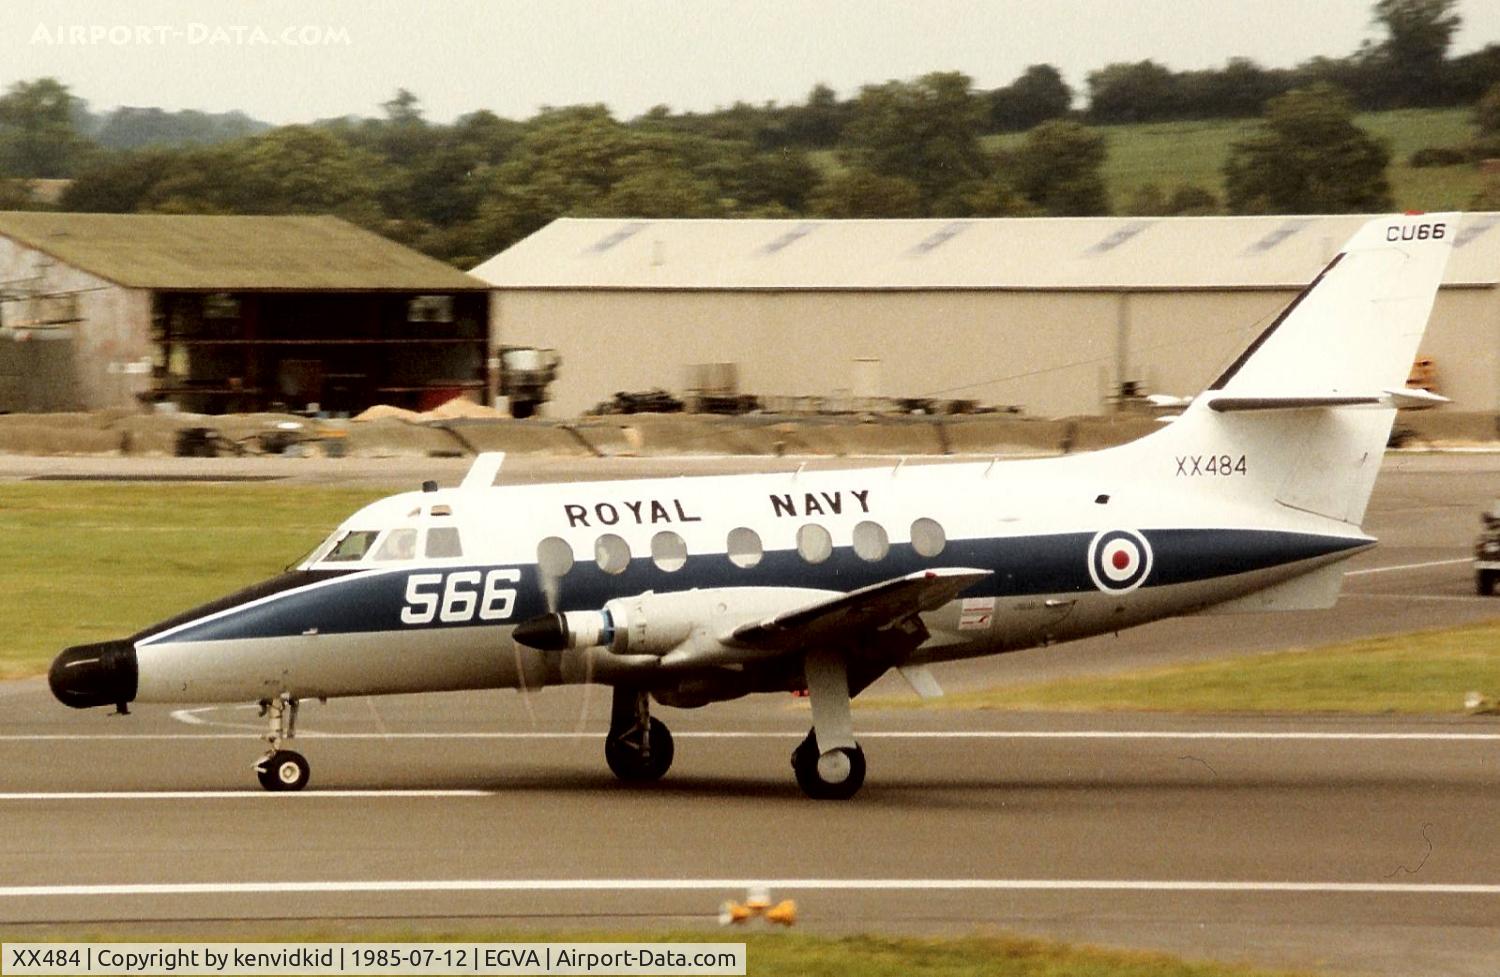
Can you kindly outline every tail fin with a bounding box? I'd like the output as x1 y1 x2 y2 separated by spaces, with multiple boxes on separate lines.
1134 212 1458 527
1206 213 1456 398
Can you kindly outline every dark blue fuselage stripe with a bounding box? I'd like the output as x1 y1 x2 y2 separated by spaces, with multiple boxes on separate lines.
141 529 1367 645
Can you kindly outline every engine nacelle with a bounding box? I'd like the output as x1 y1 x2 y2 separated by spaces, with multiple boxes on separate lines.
598 592 705 656
512 587 834 666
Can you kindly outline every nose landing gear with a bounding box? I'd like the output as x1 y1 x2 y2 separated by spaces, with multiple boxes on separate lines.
604 687 674 782
253 694 309 792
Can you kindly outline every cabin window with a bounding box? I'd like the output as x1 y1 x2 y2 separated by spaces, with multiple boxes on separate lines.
726 527 762 569
425 526 463 558
852 521 889 562
324 529 380 562
537 536 574 579
911 517 947 558
373 528 418 561
796 524 833 565
651 531 688 572
595 533 631 575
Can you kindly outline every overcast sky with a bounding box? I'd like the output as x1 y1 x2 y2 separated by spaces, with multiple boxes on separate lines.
2 0 1498 124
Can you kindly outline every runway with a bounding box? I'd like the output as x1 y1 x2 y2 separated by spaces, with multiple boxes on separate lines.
2 452 1498 975
2 690 1498 976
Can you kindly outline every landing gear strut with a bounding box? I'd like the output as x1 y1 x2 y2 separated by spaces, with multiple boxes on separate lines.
604 687 673 782
792 648 866 800
254 693 309 792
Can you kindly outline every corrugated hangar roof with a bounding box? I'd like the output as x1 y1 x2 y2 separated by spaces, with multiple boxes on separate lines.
473 214 1500 291
0 212 489 291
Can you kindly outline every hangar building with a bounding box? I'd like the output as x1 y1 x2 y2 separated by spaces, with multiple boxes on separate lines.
473 214 1500 418
0 212 490 414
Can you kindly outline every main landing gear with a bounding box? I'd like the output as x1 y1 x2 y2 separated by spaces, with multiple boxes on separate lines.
254 693 309 792
791 648 866 800
605 687 674 782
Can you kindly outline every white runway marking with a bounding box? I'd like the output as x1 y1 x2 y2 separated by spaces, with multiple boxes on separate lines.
2 878 1497 898
168 705 261 732
3 730 1500 743
1344 557 1471 576
0 790 491 801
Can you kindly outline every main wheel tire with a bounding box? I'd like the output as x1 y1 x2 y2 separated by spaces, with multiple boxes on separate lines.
256 750 310 792
791 730 866 800
604 718 674 782
1479 571 1497 596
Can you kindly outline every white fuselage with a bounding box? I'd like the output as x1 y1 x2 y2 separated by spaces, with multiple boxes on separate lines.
127 443 1371 705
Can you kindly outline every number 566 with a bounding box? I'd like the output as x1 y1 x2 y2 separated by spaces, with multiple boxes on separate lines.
401 568 520 624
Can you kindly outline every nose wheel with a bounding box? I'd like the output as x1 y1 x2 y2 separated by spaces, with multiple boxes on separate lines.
254 694 309 792
604 688 674 782
256 749 310 791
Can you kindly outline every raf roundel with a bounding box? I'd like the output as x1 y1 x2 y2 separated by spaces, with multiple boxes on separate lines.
1087 529 1153 593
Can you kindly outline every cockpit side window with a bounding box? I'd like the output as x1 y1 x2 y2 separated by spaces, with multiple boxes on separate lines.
324 529 380 562
425 526 463 558
372 528 418 562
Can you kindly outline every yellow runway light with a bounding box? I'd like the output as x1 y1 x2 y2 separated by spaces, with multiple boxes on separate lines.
766 899 798 926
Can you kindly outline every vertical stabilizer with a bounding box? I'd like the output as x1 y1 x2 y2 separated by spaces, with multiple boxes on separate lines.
1122 213 1459 528
1208 214 1456 397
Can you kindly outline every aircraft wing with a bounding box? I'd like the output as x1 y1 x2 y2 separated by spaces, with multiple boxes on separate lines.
729 567 991 650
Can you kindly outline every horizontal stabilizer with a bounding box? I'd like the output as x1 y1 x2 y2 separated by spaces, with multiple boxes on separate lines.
732 567 990 649
1383 387 1449 410
1206 388 1448 413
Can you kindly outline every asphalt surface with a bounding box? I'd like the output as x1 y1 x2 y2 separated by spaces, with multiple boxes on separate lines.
1 451 1498 976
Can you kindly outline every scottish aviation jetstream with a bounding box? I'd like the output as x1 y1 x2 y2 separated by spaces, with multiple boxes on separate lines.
50 213 1459 799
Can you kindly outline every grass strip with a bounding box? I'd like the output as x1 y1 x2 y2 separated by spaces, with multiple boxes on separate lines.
4 930 1313 977
919 621 1500 714
0 482 386 678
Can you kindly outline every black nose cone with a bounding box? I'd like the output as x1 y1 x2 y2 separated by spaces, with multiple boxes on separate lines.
49 640 138 710
512 613 567 651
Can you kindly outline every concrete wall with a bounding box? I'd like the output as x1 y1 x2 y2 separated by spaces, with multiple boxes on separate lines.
0 236 152 411
495 289 1119 417
493 283 1499 418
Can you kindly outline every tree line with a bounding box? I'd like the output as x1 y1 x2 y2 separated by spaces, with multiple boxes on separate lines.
0 0 1496 266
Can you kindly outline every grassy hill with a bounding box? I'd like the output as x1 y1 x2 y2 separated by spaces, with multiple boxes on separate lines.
1025 107 1484 212
819 107 1488 213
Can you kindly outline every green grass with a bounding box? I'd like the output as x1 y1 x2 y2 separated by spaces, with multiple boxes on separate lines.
987 117 1256 203
0 482 386 677
921 621 1500 715
19 930 1311 977
729 932 1308 976
819 107 1486 212
992 107 1485 212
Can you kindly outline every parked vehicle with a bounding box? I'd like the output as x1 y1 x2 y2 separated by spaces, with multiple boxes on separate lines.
1476 501 1500 595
